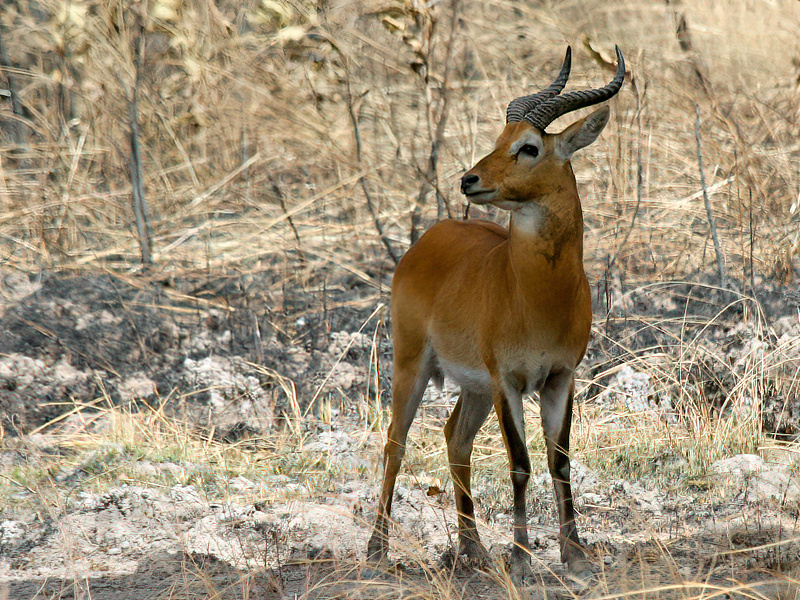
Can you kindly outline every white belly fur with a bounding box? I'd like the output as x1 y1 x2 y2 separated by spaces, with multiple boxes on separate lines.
437 357 492 395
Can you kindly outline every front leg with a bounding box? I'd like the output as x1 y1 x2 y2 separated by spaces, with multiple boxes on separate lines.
492 382 532 581
367 351 431 562
539 370 591 581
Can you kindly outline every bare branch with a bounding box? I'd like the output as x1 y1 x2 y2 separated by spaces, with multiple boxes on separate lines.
410 0 460 244
129 10 152 265
344 75 399 265
694 105 726 287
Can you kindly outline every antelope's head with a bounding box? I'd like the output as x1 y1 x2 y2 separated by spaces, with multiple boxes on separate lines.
461 47 625 210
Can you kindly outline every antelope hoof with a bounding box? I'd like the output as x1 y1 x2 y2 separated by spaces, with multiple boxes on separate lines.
509 557 533 584
460 538 492 569
565 550 593 588
437 546 460 571
438 540 492 571
366 535 388 564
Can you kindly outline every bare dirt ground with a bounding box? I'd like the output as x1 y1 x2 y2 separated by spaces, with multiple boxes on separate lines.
1 268 799 599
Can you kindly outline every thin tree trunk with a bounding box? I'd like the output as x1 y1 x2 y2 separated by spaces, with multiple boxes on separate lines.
129 19 152 265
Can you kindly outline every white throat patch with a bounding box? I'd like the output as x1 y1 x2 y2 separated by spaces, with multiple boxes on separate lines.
511 203 546 235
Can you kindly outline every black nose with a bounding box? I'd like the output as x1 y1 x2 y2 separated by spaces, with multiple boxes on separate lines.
461 173 480 194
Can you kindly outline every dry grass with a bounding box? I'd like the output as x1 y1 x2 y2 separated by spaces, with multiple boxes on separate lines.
2 0 800 598
1 0 799 280
2 390 799 598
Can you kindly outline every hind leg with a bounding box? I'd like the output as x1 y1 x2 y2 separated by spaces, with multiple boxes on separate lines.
367 345 434 562
443 388 493 564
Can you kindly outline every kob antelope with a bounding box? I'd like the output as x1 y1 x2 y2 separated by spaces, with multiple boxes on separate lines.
368 47 625 582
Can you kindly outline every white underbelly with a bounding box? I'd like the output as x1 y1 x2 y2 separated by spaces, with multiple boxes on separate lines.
438 357 492 395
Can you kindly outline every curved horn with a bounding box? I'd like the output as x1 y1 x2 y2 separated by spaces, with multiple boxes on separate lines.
506 47 572 123
523 46 625 131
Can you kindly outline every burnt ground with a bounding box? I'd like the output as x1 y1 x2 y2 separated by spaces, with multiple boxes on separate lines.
1 268 799 437
0 266 387 437
1 267 800 599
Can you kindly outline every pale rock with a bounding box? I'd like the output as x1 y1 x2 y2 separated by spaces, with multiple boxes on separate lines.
710 454 800 502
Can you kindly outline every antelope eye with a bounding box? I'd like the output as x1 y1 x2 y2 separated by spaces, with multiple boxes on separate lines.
518 144 539 157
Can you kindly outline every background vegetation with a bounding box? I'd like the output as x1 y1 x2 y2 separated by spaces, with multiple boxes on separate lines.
1 0 798 281
1 0 800 598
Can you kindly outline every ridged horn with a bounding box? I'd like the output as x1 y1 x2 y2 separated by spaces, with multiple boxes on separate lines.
506 47 572 124
523 46 625 131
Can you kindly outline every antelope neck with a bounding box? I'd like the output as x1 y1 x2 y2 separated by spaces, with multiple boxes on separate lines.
507 185 585 273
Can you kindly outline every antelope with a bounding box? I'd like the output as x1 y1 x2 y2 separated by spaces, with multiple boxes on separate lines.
367 47 625 582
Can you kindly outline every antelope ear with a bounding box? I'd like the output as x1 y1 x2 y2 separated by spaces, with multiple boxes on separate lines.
555 105 610 160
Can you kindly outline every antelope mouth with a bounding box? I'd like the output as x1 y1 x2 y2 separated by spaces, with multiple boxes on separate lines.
463 189 497 203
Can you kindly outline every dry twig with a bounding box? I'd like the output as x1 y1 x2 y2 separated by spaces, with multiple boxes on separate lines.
694 105 727 288
409 0 460 244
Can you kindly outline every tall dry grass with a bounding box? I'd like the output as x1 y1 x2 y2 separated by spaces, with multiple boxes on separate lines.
0 0 798 283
